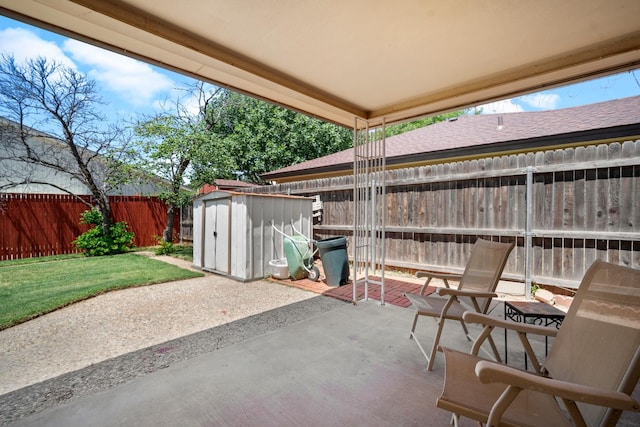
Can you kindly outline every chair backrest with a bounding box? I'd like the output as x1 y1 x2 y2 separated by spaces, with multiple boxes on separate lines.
458 239 515 313
545 260 640 427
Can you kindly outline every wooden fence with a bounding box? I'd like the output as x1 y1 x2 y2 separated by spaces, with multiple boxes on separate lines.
180 204 194 242
247 139 640 288
0 194 178 260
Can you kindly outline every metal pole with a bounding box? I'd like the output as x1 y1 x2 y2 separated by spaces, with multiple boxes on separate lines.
379 119 386 306
364 121 370 298
353 117 358 303
367 179 377 301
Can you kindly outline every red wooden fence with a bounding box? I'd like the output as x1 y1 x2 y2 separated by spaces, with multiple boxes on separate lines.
0 193 179 260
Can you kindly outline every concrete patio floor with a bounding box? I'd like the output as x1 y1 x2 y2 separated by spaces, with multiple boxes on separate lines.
4 292 640 426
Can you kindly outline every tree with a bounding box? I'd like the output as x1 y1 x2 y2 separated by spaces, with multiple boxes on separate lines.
133 83 229 242
0 55 132 234
204 91 352 183
385 110 468 137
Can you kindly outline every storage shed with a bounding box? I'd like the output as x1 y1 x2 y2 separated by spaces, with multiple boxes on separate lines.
192 190 313 281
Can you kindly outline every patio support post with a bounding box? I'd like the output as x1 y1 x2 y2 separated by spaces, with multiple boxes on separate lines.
353 118 386 305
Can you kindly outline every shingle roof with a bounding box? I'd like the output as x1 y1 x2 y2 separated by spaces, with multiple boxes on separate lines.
262 96 640 181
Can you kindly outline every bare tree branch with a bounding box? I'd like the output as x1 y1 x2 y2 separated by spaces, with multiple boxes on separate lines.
0 55 132 232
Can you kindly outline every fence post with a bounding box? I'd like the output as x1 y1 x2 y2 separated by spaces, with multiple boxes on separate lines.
525 166 534 299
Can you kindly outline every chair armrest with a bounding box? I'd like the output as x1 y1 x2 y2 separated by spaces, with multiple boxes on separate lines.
416 271 462 290
416 271 463 293
475 361 640 412
438 288 497 299
463 311 558 337
416 271 463 281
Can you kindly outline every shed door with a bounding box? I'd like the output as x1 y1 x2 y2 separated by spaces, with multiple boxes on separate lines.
203 199 230 274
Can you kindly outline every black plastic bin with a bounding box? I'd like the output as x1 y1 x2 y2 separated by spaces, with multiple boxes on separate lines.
316 236 349 286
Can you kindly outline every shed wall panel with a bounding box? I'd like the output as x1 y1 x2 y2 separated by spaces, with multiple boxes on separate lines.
192 199 203 268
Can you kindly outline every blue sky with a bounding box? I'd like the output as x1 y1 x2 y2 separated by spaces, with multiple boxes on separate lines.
1 15 639 123
0 16 199 123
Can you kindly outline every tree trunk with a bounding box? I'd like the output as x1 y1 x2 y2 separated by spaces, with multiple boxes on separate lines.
94 194 113 234
163 204 176 242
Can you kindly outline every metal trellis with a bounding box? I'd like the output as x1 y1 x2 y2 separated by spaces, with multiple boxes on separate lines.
353 118 386 304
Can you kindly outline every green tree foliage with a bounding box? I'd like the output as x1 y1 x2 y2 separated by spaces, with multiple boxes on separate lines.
133 113 201 242
134 114 204 204
201 91 352 183
385 110 467 137
133 84 228 242
73 208 134 256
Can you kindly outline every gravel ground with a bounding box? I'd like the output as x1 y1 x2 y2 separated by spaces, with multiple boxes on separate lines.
0 254 345 425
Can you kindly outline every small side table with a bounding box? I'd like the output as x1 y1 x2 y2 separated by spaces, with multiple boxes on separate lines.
504 300 566 369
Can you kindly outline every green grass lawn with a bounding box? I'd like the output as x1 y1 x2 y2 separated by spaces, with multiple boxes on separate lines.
171 245 194 261
0 253 203 330
134 244 194 261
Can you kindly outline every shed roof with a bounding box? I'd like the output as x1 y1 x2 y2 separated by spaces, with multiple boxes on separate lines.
2 1 639 128
262 96 640 182
193 189 312 202
198 180 261 195
213 179 259 189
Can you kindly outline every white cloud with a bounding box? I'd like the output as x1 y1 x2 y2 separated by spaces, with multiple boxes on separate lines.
182 93 203 117
151 83 220 118
520 93 560 110
477 92 561 114
0 27 75 69
62 39 175 106
0 26 175 108
181 84 220 117
477 99 524 114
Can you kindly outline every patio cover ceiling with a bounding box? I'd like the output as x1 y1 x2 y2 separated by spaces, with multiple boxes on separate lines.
1 1 640 128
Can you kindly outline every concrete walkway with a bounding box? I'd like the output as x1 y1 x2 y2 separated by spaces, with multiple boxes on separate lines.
0 271 318 395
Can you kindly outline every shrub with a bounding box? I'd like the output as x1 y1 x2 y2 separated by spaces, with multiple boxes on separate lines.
154 235 176 255
73 208 135 256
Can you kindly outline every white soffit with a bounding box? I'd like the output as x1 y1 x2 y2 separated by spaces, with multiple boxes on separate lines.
1 0 640 127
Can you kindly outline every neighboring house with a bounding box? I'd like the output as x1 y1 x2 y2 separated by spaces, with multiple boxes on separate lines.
0 117 167 196
262 96 640 183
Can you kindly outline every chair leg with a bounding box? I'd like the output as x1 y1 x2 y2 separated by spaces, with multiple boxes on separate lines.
410 316 448 371
427 320 445 371
459 319 471 341
410 330 432 368
409 312 419 339
486 333 501 362
409 312 437 369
